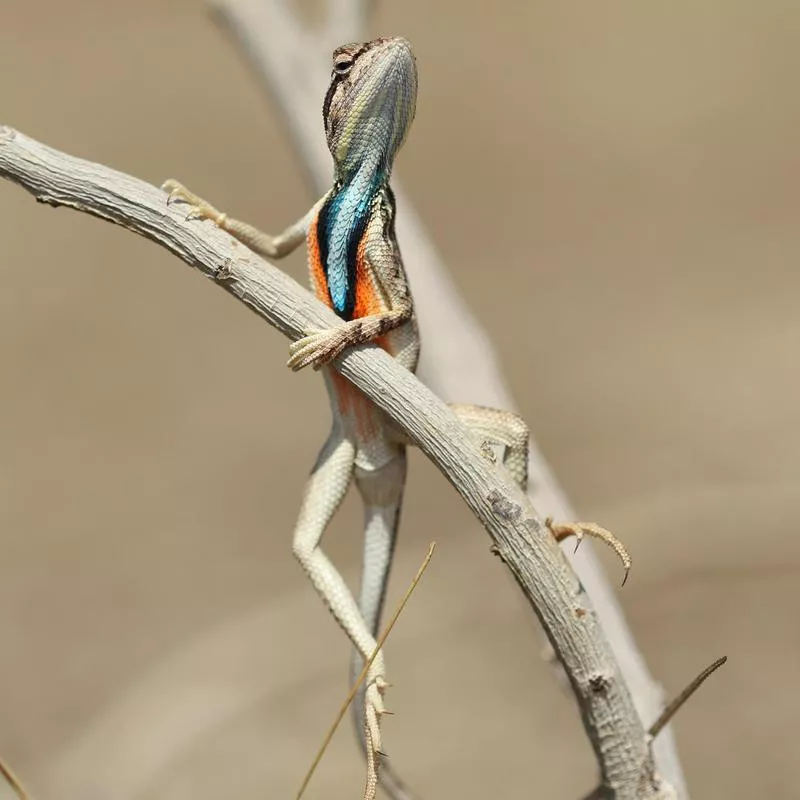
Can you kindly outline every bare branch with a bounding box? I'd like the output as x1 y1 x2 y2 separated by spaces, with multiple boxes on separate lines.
0 126 673 799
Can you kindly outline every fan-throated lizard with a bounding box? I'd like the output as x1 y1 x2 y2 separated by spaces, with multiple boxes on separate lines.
162 36 629 800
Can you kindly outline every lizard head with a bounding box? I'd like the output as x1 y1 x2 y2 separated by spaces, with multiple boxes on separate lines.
323 37 417 183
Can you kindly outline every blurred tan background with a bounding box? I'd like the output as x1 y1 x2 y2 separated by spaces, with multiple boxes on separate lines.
0 1 797 798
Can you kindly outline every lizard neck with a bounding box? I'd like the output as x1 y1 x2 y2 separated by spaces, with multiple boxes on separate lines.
317 157 388 321
334 131 391 186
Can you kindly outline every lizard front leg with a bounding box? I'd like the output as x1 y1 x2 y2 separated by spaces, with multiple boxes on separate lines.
161 179 312 259
287 304 412 372
159 179 398 373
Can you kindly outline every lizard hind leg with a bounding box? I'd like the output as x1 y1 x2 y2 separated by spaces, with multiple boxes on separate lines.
291 428 391 798
447 404 632 583
350 453 421 800
291 427 360 633
448 403 530 490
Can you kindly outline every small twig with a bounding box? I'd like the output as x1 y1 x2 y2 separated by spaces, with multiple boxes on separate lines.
297 542 437 800
0 756 30 800
648 656 728 739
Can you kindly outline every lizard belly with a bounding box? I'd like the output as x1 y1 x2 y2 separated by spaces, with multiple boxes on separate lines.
309 212 403 471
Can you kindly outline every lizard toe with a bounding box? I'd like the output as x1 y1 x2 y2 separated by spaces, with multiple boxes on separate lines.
287 329 347 371
546 518 632 586
161 180 225 225
161 179 198 205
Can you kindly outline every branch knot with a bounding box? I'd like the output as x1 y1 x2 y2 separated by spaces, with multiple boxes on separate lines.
486 489 522 522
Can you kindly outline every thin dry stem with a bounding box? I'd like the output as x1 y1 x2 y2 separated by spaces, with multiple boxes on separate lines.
648 657 727 740
0 756 30 800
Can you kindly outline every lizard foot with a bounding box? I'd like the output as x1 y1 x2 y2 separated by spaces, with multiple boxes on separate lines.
161 179 228 226
363 673 389 800
287 325 354 371
545 517 632 586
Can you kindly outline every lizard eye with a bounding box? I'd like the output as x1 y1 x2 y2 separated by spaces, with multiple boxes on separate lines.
333 56 354 76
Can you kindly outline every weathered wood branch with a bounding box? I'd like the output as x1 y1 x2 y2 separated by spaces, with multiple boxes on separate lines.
0 126 673 799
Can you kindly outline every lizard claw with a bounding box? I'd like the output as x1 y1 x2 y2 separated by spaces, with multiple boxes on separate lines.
161 179 226 226
161 179 197 205
545 517 632 586
287 327 350 371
